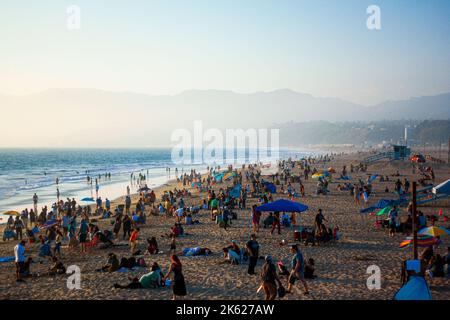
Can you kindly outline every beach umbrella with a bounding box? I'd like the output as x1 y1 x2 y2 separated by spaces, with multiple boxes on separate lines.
418 226 450 237
224 172 237 181
432 179 450 196
399 235 439 248
2 211 20 216
80 197 95 202
376 206 392 216
255 199 308 213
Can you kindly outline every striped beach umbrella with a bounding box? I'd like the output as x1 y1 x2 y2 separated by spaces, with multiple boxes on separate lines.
418 226 449 237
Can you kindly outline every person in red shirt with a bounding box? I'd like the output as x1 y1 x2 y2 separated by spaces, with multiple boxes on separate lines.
129 227 140 253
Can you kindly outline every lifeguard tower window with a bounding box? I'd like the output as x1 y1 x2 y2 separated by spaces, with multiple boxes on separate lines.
393 145 411 160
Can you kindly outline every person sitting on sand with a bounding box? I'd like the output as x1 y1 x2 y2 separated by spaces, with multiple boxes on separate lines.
180 247 212 257
48 256 66 275
113 269 161 290
39 238 53 258
147 237 159 254
221 248 240 265
96 253 120 272
304 258 316 279
19 257 33 278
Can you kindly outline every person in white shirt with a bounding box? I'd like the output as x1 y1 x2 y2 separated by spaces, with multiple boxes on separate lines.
14 240 26 282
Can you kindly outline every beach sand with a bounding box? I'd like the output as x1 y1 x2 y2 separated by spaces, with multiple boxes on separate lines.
0 150 448 300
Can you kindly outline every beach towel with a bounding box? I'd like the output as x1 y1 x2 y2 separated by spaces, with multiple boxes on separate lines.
0 256 15 263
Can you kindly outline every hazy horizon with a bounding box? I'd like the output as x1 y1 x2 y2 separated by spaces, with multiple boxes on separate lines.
2 0 449 147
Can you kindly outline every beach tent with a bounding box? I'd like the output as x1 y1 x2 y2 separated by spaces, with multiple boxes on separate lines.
229 184 241 198
263 182 277 194
360 198 405 214
394 276 432 300
418 226 449 237
432 179 450 196
368 174 379 184
80 197 95 202
255 199 308 213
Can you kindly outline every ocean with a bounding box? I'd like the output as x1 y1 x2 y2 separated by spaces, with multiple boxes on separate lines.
0 148 315 223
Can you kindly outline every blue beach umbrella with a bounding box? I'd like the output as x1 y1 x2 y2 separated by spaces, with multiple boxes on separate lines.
80 197 95 203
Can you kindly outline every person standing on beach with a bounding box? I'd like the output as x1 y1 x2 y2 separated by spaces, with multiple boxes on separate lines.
78 217 89 253
287 244 309 295
21 209 29 228
14 216 24 240
122 214 132 240
129 227 139 253
270 212 281 235
125 196 131 214
251 205 260 234
33 193 38 214
163 255 187 300
388 206 398 237
14 240 26 282
246 234 260 275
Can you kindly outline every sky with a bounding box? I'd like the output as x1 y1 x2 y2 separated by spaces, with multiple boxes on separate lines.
1 0 449 106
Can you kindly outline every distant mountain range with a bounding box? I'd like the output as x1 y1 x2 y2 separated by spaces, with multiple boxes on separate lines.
1 88 449 147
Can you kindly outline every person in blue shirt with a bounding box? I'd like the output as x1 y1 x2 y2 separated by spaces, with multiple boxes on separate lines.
287 244 309 295
78 218 89 253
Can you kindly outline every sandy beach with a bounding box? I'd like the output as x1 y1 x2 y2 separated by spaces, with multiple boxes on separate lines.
0 150 448 300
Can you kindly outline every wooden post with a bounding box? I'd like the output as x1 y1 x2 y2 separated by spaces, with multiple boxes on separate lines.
412 181 418 260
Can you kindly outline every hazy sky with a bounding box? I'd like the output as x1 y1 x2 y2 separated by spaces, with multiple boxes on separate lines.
1 0 449 105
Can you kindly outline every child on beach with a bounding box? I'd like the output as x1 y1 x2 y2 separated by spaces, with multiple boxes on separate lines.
129 227 140 253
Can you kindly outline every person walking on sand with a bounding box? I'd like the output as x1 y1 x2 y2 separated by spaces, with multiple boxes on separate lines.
287 244 309 295
33 193 38 214
259 255 283 300
163 255 187 300
14 240 26 282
